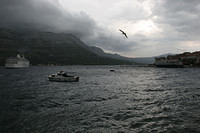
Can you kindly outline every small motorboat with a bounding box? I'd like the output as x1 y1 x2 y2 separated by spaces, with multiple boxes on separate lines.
110 69 115 72
48 71 79 82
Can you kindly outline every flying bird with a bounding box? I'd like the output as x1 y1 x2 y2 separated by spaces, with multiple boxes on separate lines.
119 29 128 38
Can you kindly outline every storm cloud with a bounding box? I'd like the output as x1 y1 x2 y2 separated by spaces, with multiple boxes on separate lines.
153 0 200 40
0 0 138 54
1 0 200 57
0 0 97 38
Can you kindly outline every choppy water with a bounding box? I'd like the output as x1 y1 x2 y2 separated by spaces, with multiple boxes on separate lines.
0 66 200 133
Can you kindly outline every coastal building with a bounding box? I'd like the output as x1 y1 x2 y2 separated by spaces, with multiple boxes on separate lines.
154 51 200 67
155 57 183 68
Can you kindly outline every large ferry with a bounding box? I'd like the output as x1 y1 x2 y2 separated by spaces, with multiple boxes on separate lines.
5 54 30 68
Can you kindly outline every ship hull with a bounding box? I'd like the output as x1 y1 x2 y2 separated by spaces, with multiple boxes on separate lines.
5 61 29 68
5 64 29 69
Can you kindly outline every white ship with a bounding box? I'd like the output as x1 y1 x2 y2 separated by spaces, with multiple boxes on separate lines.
5 54 30 68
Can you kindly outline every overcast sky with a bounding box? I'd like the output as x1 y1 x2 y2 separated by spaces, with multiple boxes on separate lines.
1 0 200 57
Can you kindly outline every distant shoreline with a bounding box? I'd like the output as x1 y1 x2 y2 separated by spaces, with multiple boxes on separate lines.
0 64 154 67
2 64 200 68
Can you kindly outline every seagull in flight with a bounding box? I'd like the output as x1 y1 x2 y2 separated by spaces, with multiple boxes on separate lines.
119 29 128 38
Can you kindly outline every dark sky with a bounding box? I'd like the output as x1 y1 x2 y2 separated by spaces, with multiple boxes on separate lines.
1 0 200 57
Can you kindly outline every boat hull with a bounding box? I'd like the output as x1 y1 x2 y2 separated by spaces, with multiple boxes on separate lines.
48 76 79 82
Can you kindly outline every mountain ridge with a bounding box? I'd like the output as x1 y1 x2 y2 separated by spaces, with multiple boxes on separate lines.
0 28 137 65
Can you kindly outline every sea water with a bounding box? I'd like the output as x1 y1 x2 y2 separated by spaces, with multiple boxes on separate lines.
0 66 200 133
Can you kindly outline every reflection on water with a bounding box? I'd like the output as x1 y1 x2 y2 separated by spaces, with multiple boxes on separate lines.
0 66 200 133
